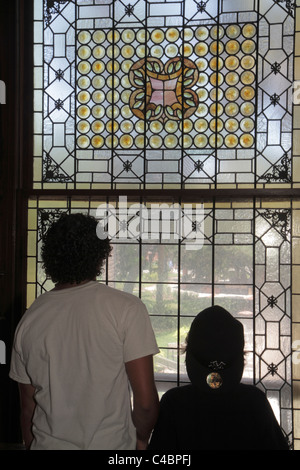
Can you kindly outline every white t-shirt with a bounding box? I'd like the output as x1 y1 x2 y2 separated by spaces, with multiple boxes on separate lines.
9 281 159 450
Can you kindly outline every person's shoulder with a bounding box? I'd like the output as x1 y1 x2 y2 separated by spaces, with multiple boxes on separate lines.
94 282 144 306
161 384 195 402
238 383 270 404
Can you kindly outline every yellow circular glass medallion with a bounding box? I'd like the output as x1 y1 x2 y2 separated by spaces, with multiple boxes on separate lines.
225 118 239 132
77 135 90 148
78 76 91 90
241 86 255 101
78 91 90 104
150 135 163 149
166 28 179 42
121 45 134 59
92 105 105 119
92 76 105 89
107 45 120 59
107 75 120 89
121 90 131 104
195 26 209 40
210 41 224 56
93 30 106 44
121 59 133 74
242 40 256 54
241 71 255 85
196 103 208 117
225 102 239 117
241 55 255 70
92 121 105 134
135 135 146 148
78 46 91 60
210 88 223 102
182 43 193 57
120 135 133 149
166 44 178 58
151 45 163 58
106 105 120 119
122 105 133 119
206 372 223 389
135 120 146 133
91 135 104 148
77 120 90 134
164 135 178 148
240 102 255 117
92 46 105 59
92 91 105 104
226 24 240 39
150 120 163 134
77 105 90 119
209 134 223 148
120 120 134 133
136 29 149 43
78 61 91 75
209 118 223 132
195 42 208 57
197 73 208 86
225 134 239 148
137 45 147 58
225 87 239 101
226 40 240 55
165 120 178 133
78 30 91 44
107 30 120 43
240 118 255 132
151 29 165 44
210 72 224 86
92 61 105 74
183 27 194 41
196 58 208 72
242 24 256 39
182 119 193 133
240 133 254 147
183 135 193 148
122 29 135 44
225 56 239 71
194 135 208 148
106 60 120 74
210 103 223 117
225 71 239 86
210 57 223 71
210 25 224 39
197 88 208 102
195 119 208 132
105 135 118 148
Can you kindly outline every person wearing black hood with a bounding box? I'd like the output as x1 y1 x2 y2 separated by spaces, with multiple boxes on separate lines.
148 305 289 450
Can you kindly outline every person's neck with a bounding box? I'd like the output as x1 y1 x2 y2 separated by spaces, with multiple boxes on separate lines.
52 279 95 291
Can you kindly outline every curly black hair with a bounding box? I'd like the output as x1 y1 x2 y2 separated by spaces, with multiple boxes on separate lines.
41 213 112 285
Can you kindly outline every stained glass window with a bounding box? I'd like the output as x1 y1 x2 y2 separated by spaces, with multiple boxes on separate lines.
33 0 296 189
31 0 300 449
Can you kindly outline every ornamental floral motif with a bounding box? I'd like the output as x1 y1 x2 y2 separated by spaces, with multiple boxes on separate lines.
129 57 199 123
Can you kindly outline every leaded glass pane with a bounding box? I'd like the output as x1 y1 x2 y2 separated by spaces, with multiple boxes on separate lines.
33 0 295 189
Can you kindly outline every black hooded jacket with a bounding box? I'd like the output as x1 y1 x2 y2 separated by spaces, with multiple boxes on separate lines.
148 382 289 450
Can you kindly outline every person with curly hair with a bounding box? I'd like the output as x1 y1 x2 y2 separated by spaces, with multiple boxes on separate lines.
9 213 159 450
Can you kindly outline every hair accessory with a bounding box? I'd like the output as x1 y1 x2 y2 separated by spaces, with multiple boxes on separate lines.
206 372 223 389
208 360 227 371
